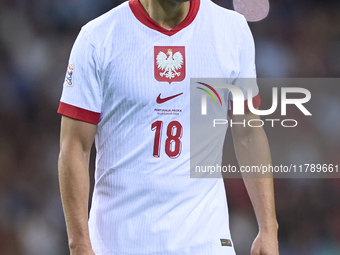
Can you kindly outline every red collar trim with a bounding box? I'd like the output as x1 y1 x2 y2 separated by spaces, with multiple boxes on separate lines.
129 0 200 36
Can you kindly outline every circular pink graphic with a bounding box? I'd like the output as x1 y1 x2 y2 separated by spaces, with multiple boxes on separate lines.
233 0 270 22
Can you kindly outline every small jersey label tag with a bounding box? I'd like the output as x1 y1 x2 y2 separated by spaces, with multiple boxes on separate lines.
220 239 232 247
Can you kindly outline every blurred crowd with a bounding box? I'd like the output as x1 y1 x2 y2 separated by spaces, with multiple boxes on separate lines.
0 0 339 254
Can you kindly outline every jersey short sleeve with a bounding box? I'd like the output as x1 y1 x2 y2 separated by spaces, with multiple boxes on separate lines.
57 28 102 124
230 16 261 111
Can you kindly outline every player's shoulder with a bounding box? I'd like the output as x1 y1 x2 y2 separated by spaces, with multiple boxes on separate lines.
80 1 130 43
202 0 247 30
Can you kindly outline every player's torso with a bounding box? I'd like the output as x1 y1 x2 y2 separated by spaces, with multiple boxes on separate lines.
93 0 241 177
87 1 242 254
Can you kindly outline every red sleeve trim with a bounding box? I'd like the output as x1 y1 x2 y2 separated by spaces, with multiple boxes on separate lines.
129 0 200 36
57 102 100 125
230 93 261 111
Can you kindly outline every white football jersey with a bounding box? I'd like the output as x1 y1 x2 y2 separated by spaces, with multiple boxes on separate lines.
58 0 260 254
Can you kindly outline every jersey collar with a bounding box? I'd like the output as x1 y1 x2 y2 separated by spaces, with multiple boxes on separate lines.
129 0 200 36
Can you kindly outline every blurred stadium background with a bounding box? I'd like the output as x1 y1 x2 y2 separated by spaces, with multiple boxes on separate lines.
0 0 340 254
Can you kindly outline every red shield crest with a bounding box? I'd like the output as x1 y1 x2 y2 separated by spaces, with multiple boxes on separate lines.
154 46 185 83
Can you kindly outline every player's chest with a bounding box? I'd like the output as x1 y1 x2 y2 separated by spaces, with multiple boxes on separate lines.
98 39 238 109
106 41 237 80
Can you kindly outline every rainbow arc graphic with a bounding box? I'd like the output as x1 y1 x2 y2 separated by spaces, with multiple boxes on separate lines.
196 82 222 106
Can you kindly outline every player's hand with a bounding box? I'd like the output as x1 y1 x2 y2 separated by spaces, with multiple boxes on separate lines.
250 229 279 255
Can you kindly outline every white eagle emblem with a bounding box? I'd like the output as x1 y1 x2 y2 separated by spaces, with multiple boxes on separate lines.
156 49 184 79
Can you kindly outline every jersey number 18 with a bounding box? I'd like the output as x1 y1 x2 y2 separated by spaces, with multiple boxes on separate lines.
151 121 182 159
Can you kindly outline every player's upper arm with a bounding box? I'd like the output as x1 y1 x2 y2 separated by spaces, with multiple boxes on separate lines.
228 17 261 129
237 16 256 78
59 116 97 155
228 108 261 139
58 28 102 125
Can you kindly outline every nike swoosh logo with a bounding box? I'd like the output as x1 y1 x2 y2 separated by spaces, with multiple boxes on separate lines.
156 93 183 104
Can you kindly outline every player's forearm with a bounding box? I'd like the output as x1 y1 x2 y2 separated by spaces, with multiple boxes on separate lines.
58 149 93 250
233 126 278 231
243 177 278 232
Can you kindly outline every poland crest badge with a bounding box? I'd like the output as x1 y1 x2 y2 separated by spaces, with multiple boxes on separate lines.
154 46 185 83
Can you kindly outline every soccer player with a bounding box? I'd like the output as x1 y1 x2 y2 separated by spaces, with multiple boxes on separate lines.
58 0 279 254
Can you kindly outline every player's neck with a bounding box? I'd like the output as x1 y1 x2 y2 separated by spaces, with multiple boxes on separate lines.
139 0 190 30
